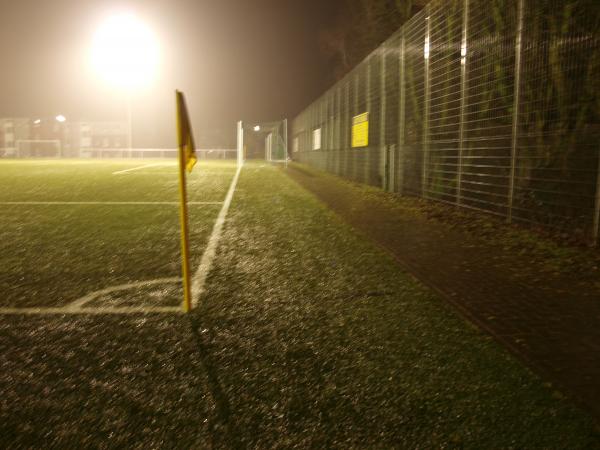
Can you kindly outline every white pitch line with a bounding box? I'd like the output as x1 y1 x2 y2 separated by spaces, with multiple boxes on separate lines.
112 163 172 175
1 166 241 315
0 201 223 205
0 306 182 315
191 165 242 306
66 277 181 310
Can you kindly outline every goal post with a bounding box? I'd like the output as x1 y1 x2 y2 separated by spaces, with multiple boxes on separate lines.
262 121 288 163
237 120 245 168
238 119 288 166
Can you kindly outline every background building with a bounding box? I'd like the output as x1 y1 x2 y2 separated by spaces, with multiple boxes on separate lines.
0 118 128 157
0 118 31 156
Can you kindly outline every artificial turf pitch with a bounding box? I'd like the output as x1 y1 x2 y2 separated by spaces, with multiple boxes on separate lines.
0 159 598 448
0 160 232 309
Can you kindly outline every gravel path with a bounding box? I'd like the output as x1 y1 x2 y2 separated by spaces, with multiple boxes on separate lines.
287 162 600 422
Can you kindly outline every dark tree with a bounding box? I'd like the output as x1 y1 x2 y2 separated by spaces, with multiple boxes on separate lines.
318 0 428 82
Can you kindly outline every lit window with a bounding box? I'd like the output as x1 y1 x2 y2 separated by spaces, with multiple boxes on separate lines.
313 128 321 150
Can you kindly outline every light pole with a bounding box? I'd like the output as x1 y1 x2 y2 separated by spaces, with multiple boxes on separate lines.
90 12 159 158
56 115 66 157
127 94 133 157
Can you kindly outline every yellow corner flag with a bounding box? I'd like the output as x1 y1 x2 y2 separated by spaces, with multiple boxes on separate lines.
175 90 196 312
176 90 197 173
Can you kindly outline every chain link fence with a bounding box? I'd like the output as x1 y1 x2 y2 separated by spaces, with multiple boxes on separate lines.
291 0 600 244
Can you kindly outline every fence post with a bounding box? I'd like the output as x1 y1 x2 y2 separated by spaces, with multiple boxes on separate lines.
334 88 339 174
323 97 327 169
301 112 304 153
331 91 335 168
317 98 321 152
284 118 288 168
329 90 334 171
308 102 316 151
322 97 325 166
508 0 525 223
300 113 303 153
354 72 360 181
324 93 328 153
398 30 406 196
320 97 324 148
314 100 318 153
308 107 311 153
304 109 307 153
593 146 600 245
308 106 311 153
324 94 328 170
336 88 340 151
389 144 396 192
326 92 331 151
338 87 342 173
342 83 346 146
422 10 432 198
366 57 372 185
345 81 350 176
330 91 335 151
380 46 388 191
457 0 470 205
322 96 325 150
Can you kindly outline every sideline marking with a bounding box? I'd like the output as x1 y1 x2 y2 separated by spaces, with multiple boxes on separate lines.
113 163 174 175
191 165 242 306
66 277 181 310
1 166 241 315
0 201 223 205
0 278 183 315
0 306 182 315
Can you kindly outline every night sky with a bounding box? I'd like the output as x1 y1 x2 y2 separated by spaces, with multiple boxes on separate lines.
0 0 343 147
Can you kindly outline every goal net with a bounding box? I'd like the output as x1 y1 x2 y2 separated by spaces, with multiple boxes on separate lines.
237 119 288 165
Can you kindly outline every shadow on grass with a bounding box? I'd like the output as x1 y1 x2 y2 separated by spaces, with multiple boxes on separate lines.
188 314 242 450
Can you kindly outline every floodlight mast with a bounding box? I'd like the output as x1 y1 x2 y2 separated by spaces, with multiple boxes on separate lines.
127 95 133 157
90 12 159 157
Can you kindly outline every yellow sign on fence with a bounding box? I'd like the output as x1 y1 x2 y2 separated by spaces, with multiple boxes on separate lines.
352 112 369 148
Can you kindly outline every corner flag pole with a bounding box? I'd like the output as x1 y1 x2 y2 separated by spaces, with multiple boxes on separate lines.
176 90 194 312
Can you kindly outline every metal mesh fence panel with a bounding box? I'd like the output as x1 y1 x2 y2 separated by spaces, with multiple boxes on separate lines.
512 0 599 239
291 0 600 243
426 0 462 203
461 0 518 216
401 10 428 197
384 32 401 192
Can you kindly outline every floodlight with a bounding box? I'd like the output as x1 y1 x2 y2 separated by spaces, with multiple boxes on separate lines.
90 12 159 90
55 115 66 123
254 125 261 132
33 119 41 124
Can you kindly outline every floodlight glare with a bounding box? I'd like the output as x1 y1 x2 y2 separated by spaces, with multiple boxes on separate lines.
34 119 41 124
55 115 66 123
254 125 261 131
90 12 159 90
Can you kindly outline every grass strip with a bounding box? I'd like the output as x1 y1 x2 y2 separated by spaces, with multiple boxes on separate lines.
193 162 600 448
